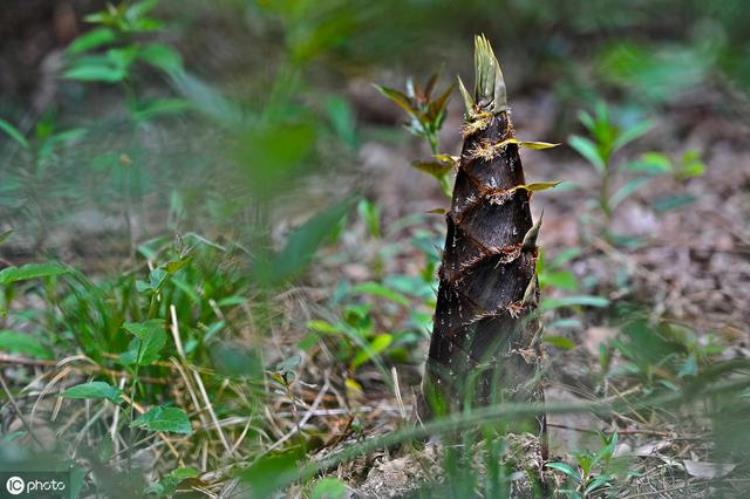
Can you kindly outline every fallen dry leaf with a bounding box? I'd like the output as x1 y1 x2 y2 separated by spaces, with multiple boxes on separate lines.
683 460 736 480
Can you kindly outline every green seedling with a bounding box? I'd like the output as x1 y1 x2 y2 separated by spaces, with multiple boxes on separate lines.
547 432 619 498
568 101 652 230
375 74 455 196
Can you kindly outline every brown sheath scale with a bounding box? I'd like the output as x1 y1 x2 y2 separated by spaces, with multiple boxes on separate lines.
420 36 544 433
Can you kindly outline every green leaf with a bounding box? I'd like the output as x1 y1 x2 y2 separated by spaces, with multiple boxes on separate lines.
120 320 167 366
0 331 51 359
131 405 192 434
139 43 183 74
170 72 243 126
241 448 304 497
216 295 246 307
357 199 381 238
546 462 580 481
64 62 126 82
613 120 653 152
411 160 453 179
0 229 12 246
584 475 612 495
351 334 393 369
678 150 706 179
678 354 698 378
514 181 562 193
122 320 164 340
146 467 200 496
596 432 618 463
257 198 354 285
149 267 168 291
541 295 610 311
539 270 577 290
325 96 357 150
609 176 651 209
350 282 410 306
652 193 696 212
544 335 576 350
552 248 582 267
131 98 190 121
306 320 342 335
496 138 560 150
569 135 606 172
577 110 596 133
518 140 560 150
311 478 348 499
236 119 318 199
164 255 192 274
625 152 672 174
548 318 583 330
126 0 160 21
83 10 116 25
426 83 454 121
373 84 416 117
210 342 263 380
106 46 139 68
0 262 69 285
0 118 29 149
67 27 116 54
46 128 88 147
63 381 122 403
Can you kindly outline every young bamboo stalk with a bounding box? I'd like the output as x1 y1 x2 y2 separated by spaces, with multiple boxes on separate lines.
419 36 545 438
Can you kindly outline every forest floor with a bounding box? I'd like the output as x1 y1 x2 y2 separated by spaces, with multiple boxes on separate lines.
304 83 750 497
2 34 750 497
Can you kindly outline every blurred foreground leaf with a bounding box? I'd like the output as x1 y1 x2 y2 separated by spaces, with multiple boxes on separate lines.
131 405 192 434
0 331 51 359
242 448 304 498
237 119 318 199
255 198 355 285
311 478 347 499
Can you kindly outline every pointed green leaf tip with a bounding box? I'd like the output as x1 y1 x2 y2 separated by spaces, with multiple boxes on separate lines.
474 34 507 114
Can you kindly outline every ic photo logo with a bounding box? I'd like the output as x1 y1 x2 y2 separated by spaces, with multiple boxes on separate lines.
5 476 24 496
3 473 68 497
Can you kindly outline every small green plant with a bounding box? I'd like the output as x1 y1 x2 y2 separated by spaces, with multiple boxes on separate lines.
569 101 707 240
64 0 185 89
547 432 620 498
64 0 188 127
375 74 453 155
568 101 653 229
603 315 725 390
375 74 456 196
304 280 426 375
0 115 87 247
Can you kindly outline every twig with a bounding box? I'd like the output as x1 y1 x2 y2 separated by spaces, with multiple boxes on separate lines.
170 304 232 456
194 369 234 457
32 366 72 423
111 377 126 456
392 367 407 421
0 370 45 448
